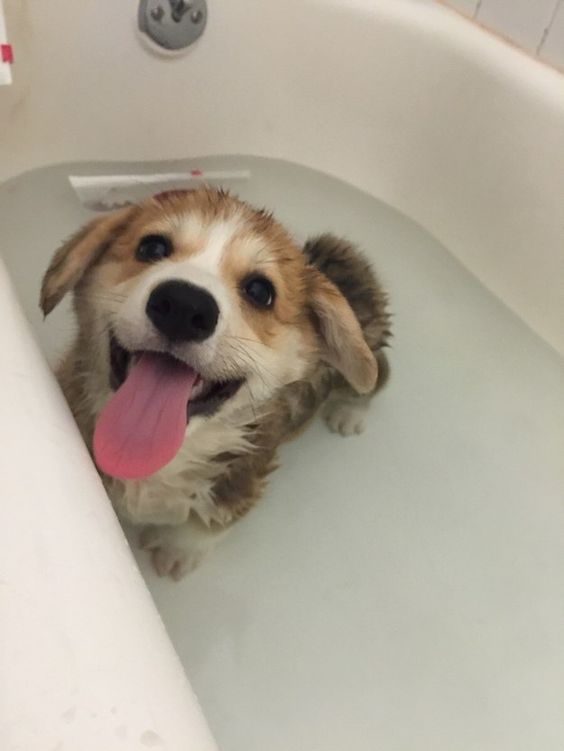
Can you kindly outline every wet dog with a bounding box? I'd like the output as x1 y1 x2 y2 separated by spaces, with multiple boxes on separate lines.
41 188 390 578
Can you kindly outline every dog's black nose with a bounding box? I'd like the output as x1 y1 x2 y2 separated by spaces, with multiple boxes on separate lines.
146 280 219 343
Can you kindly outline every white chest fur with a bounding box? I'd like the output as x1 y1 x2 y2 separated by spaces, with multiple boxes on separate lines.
108 415 252 528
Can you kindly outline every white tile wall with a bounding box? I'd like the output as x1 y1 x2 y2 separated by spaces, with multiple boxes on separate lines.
445 0 478 16
539 0 564 67
476 0 558 52
441 0 564 70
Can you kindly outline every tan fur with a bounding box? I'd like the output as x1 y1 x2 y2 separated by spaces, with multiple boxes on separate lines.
40 206 139 315
218 222 310 348
307 268 378 393
42 189 390 578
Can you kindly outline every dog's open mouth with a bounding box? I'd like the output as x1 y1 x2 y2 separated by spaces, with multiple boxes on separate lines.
109 335 244 419
92 335 244 481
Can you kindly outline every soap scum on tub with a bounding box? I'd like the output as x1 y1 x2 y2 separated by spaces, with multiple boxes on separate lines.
41 188 391 579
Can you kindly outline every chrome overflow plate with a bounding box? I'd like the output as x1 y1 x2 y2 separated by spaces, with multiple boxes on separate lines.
139 0 207 52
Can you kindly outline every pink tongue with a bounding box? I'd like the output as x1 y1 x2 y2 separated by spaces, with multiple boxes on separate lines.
93 353 197 480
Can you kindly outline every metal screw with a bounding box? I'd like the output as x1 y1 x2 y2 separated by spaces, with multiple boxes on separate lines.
150 5 165 22
169 0 192 23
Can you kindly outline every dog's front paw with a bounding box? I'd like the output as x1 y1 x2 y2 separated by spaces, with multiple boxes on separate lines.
323 401 367 437
139 525 207 580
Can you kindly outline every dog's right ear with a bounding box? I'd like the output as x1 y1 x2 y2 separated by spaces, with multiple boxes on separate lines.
40 207 135 316
307 267 378 394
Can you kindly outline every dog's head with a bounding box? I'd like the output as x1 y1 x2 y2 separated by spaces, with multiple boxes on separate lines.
41 189 376 475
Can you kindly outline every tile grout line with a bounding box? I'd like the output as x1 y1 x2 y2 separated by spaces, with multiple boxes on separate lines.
440 0 564 71
537 0 563 54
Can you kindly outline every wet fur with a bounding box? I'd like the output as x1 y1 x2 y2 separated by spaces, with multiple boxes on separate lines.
46 194 390 579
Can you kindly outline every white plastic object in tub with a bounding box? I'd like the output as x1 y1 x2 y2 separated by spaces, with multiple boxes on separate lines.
69 170 251 210
0 258 217 750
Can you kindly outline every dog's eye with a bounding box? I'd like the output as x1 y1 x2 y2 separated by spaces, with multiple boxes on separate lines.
243 275 275 309
136 235 172 263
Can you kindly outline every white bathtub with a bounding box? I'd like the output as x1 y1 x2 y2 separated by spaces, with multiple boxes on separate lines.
1 1 563 749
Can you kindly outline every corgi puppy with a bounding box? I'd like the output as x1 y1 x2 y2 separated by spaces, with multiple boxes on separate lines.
41 188 390 579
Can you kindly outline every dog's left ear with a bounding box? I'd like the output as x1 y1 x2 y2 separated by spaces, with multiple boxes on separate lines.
40 207 135 316
308 269 378 394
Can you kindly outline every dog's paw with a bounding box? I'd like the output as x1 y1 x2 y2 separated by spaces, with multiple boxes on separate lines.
323 401 367 437
139 525 208 580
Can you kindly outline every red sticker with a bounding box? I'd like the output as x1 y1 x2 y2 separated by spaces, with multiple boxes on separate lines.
1 45 13 64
